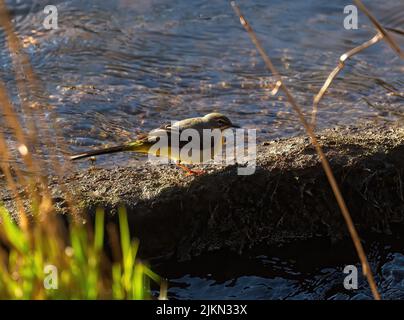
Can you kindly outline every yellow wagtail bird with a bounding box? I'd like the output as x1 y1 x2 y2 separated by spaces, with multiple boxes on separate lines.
70 113 240 175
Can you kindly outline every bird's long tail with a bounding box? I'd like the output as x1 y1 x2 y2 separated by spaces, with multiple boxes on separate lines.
70 140 146 161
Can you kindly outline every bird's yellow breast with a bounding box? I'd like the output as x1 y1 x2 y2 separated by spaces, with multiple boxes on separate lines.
145 136 224 164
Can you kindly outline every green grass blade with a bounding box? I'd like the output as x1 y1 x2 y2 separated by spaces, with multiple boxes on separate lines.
94 208 104 252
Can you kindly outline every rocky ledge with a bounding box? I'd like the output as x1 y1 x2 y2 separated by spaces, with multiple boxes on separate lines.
1 123 404 260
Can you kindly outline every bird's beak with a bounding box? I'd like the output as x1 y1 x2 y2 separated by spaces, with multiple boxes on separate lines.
231 123 240 128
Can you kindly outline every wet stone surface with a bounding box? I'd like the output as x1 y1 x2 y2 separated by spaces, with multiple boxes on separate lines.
2 123 404 260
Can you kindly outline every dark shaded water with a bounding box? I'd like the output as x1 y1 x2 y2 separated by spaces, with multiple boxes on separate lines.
1 0 403 299
154 234 404 300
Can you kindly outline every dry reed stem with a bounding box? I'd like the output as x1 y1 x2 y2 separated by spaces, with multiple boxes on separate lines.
0 0 40 147
385 27 404 36
0 81 35 170
0 0 51 217
0 80 43 213
0 0 80 220
231 1 381 300
311 1 404 127
354 0 403 59
311 33 383 127
0 132 28 230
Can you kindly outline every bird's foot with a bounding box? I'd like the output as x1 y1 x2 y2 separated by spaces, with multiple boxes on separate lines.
176 163 206 176
185 168 205 176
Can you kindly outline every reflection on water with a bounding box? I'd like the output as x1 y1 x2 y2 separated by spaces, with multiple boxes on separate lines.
155 235 404 300
1 0 403 162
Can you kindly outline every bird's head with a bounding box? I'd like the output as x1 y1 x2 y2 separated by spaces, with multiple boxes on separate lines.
203 113 240 130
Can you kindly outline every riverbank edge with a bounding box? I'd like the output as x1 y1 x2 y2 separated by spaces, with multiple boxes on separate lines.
1 122 404 260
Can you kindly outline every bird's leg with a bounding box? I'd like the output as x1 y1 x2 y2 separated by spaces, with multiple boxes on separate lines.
176 162 205 176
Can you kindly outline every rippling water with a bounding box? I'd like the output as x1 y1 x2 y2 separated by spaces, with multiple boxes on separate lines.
155 234 404 300
1 0 403 154
1 0 403 299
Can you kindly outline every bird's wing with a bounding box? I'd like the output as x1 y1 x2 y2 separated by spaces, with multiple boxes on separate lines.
147 121 200 148
158 122 173 131
134 122 176 144
135 133 149 141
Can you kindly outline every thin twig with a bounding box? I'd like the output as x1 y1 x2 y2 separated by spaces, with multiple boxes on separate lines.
0 0 80 219
311 33 383 127
354 0 403 59
0 0 40 149
311 1 403 128
0 0 49 216
231 1 381 300
385 27 404 37
0 131 28 230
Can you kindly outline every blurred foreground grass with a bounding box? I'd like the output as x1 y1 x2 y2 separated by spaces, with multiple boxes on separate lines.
0 0 166 300
0 206 167 299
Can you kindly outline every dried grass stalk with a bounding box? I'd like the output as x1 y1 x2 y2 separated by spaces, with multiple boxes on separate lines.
354 0 403 59
231 1 381 300
311 1 403 127
311 33 383 127
0 0 79 219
